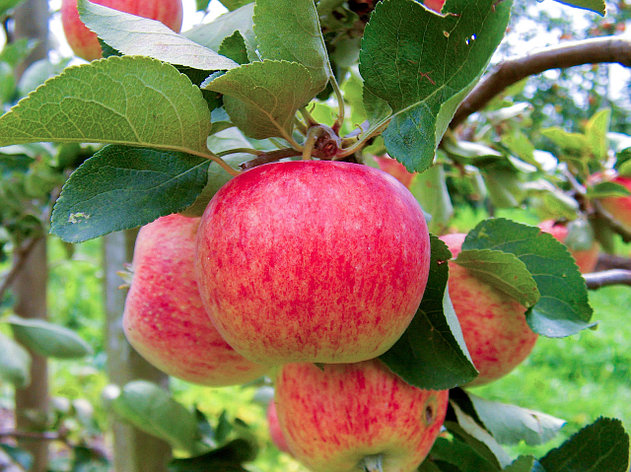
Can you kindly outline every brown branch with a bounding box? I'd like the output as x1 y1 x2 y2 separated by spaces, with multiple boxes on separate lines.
584 269 631 290
595 253 631 272
450 36 631 129
0 236 44 302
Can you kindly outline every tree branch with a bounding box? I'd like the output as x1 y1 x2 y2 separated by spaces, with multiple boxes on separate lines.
595 253 631 272
584 269 631 290
0 236 43 302
450 36 631 129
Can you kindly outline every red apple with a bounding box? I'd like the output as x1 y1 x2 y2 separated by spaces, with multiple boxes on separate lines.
440 233 538 387
195 160 431 365
372 155 416 189
597 174 631 233
538 219 599 273
267 400 291 455
61 0 184 61
424 0 445 13
274 360 449 472
123 214 269 386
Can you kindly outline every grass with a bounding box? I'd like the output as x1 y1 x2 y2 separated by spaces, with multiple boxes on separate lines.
2 207 627 470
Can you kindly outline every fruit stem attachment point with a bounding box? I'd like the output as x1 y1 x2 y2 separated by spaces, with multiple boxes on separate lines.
331 74 345 133
359 454 384 472
302 126 323 161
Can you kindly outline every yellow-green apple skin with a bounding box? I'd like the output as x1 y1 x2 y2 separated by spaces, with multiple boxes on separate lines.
195 161 431 365
538 219 599 273
274 360 449 472
61 0 183 61
267 400 291 455
123 214 268 386
440 233 538 386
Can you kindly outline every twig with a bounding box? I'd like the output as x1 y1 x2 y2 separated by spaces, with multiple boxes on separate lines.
450 36 631 129
595 253 631 272
240 148 301 170
0 237 43 302
0 429 110 462
584 269 631 290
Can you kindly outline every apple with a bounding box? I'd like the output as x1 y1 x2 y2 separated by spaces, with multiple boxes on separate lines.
123 214 269 386
596 174 631 233
372 155 416 189
538 219 599 273
274 360 449 472
440 233 538 387
195 160 431 365
61 0 184 61
267 400 291 455
424 0 445 13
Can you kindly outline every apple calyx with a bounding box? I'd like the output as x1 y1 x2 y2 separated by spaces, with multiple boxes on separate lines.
359 454 384 472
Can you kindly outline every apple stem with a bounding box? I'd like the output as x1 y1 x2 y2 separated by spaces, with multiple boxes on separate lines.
359 454 384 472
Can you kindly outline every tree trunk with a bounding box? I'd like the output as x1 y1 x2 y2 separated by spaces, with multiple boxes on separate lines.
103 230 171 472
11 1 50 471
12 239 49 472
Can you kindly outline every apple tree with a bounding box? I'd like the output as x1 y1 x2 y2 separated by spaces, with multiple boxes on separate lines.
0 0 630 471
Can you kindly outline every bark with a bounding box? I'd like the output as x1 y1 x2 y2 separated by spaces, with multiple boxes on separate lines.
103 230 171 472
11 1 50 471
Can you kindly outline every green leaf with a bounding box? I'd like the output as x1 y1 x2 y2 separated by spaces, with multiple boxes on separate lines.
0 56 212 156
0 331 31 388
443 140 503 161
429 437 501 472
455 249 540 308
483 169 526 209
50 145 210 243
586 181 631 198
540 127 588 155
219 31 249 65
77 0 239 70
584 108 610 160
184 4 257 61
463 218 594 337
380 235 478 390
219 0 253 10
7 315 92 359
615 147 631 176
203 60 313 140
113 380 205 454
359 0 512 172
457 391 566 446
0 38 35 68
0 444 33 471
254 0 331 97
409 163 453 234
168 439 256 472
504 456 545 472
540 418 629 472
551 0 606 15
0 0 26 16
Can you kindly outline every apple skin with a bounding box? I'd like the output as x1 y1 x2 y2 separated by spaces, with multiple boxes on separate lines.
373 155 415 189
598 174 631 233
61 0 183 61
538 220 599 273
274 360 449 472
440 233 538 387
123 214 269 386
267 400 291 455
424 0 445 13
195 160 431 365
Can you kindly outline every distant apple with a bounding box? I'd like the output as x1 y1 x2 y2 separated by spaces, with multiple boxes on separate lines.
61 0 183 61
440 233 538 386
275 360 449 472
267 400 291 455
196 161 431 365
424 0 445 13
538 219 599 273
597 174 631 233
123 214 268 386
372 155 416 189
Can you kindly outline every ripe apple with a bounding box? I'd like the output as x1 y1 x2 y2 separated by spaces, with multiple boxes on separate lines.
195 160 431 365
61 0 184 61
274 360 449 472
267 400 291 455
440 233 538 386
424 0 445 13
372 155 416 189
123 214 269 386
596 174 631 233
538 219 599 273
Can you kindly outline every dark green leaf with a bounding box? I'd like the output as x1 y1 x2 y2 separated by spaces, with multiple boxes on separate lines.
0 331 31 387
455 249 540 308
168 439 255 472
254 0 331 96
113 381 206 454
409 164 453 234
50 146 210 242
360 0 512 172
380 235 478 390
219 31 249 65
463 218 594 337
615 147 631 176
0 443 33 470
551 0 605 15
196 0 210 11
8 315 92 359
504 456 546 472
586 181 631 198
540 417 629 472
219 0 253 10
429 437 501 472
